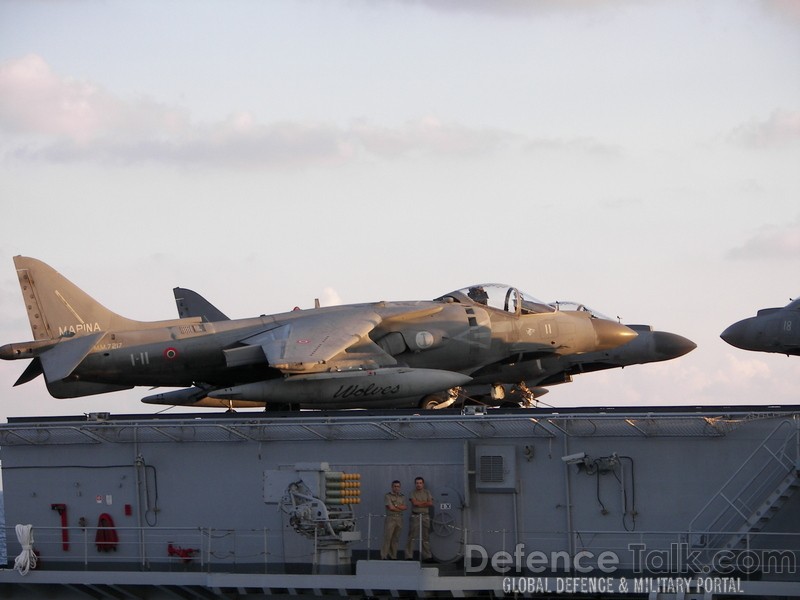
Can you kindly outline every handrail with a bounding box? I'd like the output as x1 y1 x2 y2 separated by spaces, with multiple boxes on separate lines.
3 523 799 577
689 419 799 539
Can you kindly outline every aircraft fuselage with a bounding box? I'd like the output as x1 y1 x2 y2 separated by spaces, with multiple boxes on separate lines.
721 304 800 356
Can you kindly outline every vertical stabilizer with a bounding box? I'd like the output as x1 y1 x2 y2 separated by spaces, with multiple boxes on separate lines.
14 256 145 340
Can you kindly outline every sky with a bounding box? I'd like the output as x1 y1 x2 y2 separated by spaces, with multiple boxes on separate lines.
0 0 798 419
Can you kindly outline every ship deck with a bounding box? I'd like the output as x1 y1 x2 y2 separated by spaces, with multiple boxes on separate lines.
1 405 799 598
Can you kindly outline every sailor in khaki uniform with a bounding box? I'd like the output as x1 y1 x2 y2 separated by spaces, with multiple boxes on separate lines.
381 480 407 559
405 476 434 561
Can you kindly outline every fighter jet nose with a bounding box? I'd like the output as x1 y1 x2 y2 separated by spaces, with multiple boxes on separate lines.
592 319 638 350
720 320 748 349
653 331 697 358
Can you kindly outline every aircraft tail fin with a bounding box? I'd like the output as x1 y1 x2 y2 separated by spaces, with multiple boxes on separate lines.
14 256 146 341
173 287 230 322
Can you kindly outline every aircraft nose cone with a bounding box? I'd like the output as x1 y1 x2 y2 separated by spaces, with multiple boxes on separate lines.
593 319 638 350
721 319 749 349
653 331 697 359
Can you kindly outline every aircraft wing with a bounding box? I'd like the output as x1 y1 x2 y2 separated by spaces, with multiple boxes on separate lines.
241 310 391 373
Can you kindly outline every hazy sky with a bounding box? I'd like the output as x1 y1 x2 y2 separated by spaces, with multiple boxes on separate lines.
0 0 798 419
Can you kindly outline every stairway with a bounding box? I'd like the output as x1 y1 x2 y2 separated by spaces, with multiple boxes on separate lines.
689 419 799 559
720 469 800 552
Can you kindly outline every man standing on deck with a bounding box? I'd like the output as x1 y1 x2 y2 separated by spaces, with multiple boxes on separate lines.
381 480 407 559
405 476 434 561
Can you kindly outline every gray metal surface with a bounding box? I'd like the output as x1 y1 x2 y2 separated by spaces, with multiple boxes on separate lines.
1 409 799 598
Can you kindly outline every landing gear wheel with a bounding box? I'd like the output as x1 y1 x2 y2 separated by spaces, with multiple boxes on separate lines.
420 387 462 410
420 395 442 410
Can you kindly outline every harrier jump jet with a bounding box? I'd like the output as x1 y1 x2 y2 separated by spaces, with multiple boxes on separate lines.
1 257 637 410
174 289 696 407
721 298 800 357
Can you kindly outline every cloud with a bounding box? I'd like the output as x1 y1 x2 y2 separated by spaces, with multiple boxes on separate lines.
0 54 190 145
599 196 643 209
727 219 800 259
385 0 638 17
22 117 358 168
760 0 800 26
393 0 800 23
732 109 800 148
319 287 343 307
681 353 772 397
523 137 623 158
0 55 522 168
351 117 514 158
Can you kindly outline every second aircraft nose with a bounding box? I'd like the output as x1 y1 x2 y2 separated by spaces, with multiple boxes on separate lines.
592 319 638 350
720 319 750 349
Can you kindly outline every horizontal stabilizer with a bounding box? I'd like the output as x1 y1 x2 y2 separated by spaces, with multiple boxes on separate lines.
14 357 44 386
39 332 105 383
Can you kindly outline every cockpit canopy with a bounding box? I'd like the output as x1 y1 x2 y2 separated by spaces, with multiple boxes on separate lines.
550 301 613 321
437 284 555 315
437 285 618 320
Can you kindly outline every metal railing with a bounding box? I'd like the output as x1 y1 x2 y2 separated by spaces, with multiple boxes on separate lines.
689 419 800 551
3 522 799 582
1 524 286 573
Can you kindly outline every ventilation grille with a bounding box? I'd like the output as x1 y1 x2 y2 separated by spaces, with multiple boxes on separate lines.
475 445 516 492
479 455 505 483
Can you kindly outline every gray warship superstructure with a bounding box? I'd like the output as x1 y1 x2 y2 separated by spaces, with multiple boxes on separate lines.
1 406 799 599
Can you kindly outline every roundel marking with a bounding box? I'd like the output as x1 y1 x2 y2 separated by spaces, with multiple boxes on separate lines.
164 347 179 360
297 339 310 344
416 331 435 349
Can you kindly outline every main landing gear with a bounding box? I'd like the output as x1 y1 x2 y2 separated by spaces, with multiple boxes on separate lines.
419 387 464 410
